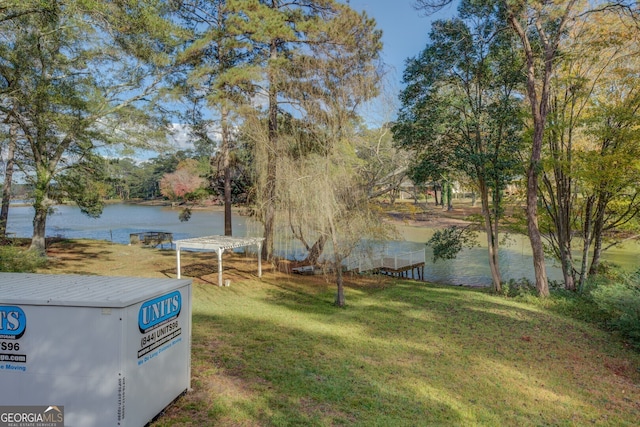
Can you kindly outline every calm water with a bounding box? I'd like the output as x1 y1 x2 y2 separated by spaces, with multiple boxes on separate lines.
7 203 640 286
6 203 256 243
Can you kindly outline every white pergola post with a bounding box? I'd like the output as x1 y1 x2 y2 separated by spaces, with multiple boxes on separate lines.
257 241 263 278
217 247 224 287
176 247 182 279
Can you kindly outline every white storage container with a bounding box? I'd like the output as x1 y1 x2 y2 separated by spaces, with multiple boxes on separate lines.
0 273 192 427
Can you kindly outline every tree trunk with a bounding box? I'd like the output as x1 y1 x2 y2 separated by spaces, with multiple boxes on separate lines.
320 211 346 307
480 181 502 292
507 16 551 297
329 220 345 307
506 4 578 297
388 188 397 205
588 195 608 275
302 234 327 266
30 200 48 254
559 245 575 291
262 38 279 260
221 106 233 236
0 120 17 238
334 263 345 307
590 232 604 276
578 196 595 290
559 186 575 292
441 181 447 209
29 172 53 254
526 161 549 296
486 228 502 292
546 170 576 291
557 191 575 291
224 160 232 236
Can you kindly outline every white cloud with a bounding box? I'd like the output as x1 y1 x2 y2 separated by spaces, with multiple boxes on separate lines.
167 123 222 151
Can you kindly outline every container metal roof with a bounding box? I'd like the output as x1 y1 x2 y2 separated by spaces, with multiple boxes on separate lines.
0 273 192 308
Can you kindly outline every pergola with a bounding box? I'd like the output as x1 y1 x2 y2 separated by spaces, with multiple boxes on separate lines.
175 235 265 287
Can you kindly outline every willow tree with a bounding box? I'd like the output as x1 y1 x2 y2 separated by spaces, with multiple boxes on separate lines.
0 1 181 252
281 139 387 306
230 1 382 304
277 3 384 305
394 0 524 292
223 0 382 262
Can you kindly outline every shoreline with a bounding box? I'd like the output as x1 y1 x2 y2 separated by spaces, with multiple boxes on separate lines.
128 199 476 229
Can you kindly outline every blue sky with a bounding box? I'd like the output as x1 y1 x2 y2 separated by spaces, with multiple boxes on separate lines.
347 0 458 123
348 1 449 78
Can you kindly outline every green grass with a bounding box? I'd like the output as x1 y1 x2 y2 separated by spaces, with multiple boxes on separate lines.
151 274 640 427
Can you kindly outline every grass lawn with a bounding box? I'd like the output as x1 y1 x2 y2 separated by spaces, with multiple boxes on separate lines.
41 240 640 426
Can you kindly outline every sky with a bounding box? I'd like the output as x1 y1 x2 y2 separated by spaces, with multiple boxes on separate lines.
345 0 458 124
348 1 450 80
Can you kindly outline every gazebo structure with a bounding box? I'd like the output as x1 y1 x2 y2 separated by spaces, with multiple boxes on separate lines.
174 235 265 287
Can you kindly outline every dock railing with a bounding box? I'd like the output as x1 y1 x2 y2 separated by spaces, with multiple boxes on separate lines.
346 248 425 273
381 249 426 271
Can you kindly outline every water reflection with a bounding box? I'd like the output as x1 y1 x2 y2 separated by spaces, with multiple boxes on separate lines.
394 225 563 286
394 224 640 285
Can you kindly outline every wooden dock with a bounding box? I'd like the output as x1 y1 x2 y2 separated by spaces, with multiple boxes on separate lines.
379 256 425 280
346 249 426 280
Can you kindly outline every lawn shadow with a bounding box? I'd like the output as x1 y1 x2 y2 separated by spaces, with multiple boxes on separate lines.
182 311 466 426
251 276 640 425
45 239 116 272
160 252 268 286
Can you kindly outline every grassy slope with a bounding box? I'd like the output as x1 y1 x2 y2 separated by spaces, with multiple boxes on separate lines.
41 240 640 426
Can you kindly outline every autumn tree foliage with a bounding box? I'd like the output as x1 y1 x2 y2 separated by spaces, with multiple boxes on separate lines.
539 8 640 290
159 159 206 201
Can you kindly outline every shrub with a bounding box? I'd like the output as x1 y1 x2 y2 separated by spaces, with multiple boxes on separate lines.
0 245 47 272
501 277 537 298
504 279 610 326
589 270 640 348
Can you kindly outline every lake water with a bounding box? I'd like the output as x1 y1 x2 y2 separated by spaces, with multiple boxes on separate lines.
6 203 256 243
6 203 640 286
